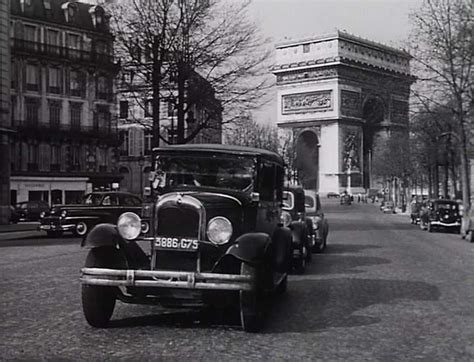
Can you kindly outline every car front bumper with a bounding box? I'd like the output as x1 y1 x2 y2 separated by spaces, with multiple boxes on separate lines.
430 221 461 227
80 268 253 291
39 223 76 232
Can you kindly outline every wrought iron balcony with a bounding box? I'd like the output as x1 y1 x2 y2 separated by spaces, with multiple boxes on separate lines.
13 119 119 141
11 39 117 68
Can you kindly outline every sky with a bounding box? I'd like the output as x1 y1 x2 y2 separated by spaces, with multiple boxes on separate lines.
247 0 424 123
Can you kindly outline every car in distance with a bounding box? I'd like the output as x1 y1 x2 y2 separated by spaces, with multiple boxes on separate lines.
282 186 312 273
304 189 329 253
420 199 461 233
11 200 50 222
327 192 340 198
340 193 352 205
381 201 396 214
79 144 293 332
39 191 147 237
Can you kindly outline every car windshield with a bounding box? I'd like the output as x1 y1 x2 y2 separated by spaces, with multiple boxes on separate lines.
82 193 104 205
436 202 457 210
154 155 255 192
282 191 294 209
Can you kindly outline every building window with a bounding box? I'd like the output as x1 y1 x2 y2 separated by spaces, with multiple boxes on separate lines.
24 24 36 42
49 101 61 128
26 64 39 91
70 102 82 130
25 97 40 126
144 131 153 155
119 101 128 119
46 29 60 55
95 105 110 132
11 62 17 89
67 33 81 59
167 101 175 117
48 67 61 94
27 143 39 170
70 70 85 97
51 145 60 171
11 96 16 125
303 43 310 53
96 76 109 100
120 130 129 156
70 145 81 171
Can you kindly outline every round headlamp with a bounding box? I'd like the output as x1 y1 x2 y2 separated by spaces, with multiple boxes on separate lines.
281 211 292 227
117 212 142 240
40 211 46 219
60 210 67 218
207 216 233 245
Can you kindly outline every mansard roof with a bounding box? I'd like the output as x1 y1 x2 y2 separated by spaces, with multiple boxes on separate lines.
10 0 111 34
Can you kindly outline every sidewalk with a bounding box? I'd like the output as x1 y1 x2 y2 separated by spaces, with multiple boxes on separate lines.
0 222 39 233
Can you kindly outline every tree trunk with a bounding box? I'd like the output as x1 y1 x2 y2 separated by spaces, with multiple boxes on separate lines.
152 35 161 150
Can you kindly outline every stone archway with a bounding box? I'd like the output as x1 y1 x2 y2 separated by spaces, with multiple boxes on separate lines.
362 97 385 189
295 130 319 190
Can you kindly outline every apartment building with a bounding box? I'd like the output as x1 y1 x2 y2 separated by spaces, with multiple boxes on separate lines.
10 0 120 205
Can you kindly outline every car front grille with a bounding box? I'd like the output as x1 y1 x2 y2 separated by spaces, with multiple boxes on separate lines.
157 205 200 238
154 250 198 272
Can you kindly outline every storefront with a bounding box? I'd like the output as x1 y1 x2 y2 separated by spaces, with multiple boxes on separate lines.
10 176 90 205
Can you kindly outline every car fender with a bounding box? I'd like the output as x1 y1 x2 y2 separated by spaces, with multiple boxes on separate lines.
224 232 271 266
271 226 292 273
289 221 306 246
81 223 123 249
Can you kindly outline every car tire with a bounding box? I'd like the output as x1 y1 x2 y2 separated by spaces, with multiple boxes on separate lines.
240 263 263 333
313 234 327 253
81 247 119 328
46 230 63 238
74 221 89 237
294 245 306 274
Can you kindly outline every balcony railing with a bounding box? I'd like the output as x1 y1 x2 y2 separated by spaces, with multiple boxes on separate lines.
14 119 118 138
11 39 116 66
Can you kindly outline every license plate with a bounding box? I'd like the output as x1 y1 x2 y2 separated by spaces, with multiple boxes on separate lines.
155 237 198 251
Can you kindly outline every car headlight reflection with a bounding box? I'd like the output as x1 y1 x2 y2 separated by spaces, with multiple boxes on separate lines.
311 216 321 230
40 211 46 219
117 212 142 240
281 211 292 227
60 210 67 218
207 216 232 245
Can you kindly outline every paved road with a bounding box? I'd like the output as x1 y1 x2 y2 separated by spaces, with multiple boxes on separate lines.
1 200 473 360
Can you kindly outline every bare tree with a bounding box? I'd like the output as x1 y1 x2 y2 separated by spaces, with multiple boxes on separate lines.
409 0 473 215
109 0 273 146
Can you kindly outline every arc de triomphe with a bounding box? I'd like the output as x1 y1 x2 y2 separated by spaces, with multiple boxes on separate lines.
272 30 414 194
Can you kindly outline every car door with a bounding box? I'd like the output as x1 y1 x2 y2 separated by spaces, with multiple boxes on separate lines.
255 160 281 236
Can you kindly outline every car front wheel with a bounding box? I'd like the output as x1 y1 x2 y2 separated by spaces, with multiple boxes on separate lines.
74 221 89 237
240 263 263 332
81 247 119 328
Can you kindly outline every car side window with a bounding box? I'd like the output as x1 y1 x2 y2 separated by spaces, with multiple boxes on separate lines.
121 195 141 206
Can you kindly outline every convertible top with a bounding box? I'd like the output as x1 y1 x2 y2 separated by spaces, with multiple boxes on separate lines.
153 143 284 165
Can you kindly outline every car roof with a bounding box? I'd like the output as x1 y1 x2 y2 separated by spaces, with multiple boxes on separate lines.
87 191 141 198
153 143 284 165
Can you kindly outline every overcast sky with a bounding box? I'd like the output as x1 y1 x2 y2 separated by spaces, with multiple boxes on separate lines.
248 0 423 123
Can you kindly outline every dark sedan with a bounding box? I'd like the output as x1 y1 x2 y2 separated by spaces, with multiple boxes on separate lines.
39 191 147 237
11 200 50 222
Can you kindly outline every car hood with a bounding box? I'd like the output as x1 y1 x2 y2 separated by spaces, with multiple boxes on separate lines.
169 191 246 210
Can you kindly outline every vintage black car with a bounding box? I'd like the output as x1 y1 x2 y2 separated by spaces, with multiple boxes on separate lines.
340 193 352 205
304 189 329 253
282 186 312 273
12 200 50 222
39 191 147 237
419 199 461 233
79 144 293 332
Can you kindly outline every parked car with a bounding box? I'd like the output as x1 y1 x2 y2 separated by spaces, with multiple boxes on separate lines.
340 193 352 205
282 186 312 273
39 191 147 237
419 199 461 233
381 201 395 214
12 200 50 222
327 192 340 198
304 189 329 253
79 144 293 332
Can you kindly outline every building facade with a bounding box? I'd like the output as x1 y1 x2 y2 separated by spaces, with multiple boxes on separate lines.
272 30 414 194
117 65 222 197
9 0 120 205
0 0 11 224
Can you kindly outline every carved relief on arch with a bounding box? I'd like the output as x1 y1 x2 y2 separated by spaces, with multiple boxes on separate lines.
340 90 361 118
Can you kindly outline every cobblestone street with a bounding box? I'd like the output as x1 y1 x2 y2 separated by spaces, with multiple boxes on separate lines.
1 200 474 360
